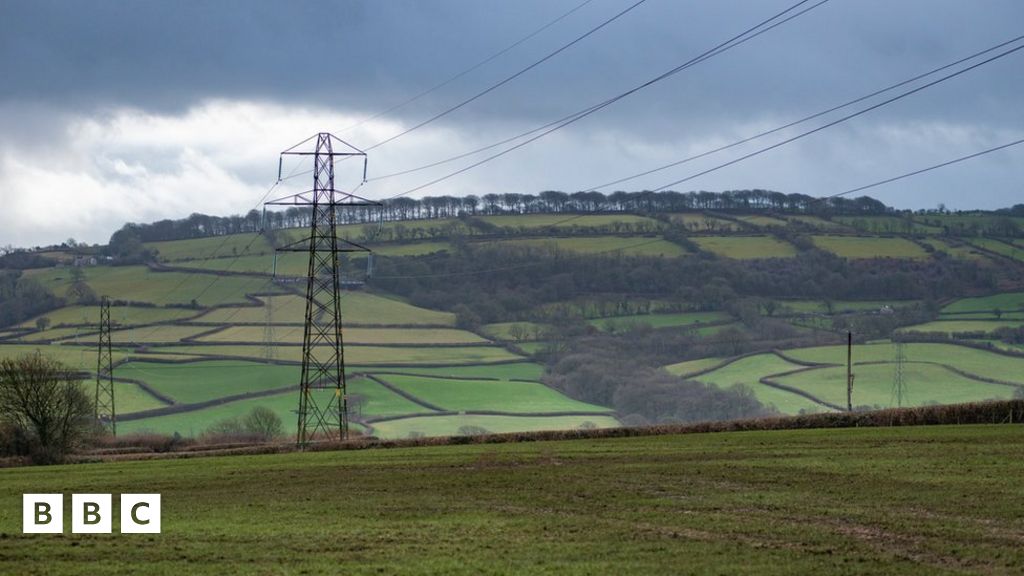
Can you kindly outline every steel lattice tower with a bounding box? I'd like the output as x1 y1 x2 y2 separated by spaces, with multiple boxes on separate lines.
265 133 378 446
263 296 275 363
95 296 116 435
892 339 908 408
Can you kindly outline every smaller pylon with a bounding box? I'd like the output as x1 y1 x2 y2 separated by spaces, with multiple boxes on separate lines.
95 296 116 435
892 338 908 408
263 296 275 363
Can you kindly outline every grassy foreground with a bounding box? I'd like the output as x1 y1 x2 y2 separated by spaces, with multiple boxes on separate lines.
1 425 1023 574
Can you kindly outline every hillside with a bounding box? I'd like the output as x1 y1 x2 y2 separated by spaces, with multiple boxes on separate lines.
2 198 1024 439
1 425 1022 574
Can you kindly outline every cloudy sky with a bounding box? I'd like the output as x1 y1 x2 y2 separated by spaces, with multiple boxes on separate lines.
1 0 1022 247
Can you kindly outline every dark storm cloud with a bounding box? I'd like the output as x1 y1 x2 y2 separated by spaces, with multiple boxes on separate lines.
2 0 1022 131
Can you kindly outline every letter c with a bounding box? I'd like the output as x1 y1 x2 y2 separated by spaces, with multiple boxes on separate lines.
131 502 150 525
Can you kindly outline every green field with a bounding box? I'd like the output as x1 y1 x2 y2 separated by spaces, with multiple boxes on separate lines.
810 236 929 259
781 342 1024 386
378 374 610 414
145 234 274 262
918 238 990 262
938 311 1024 320
366 362 545 381
23 266 283 307
773 363 1016 409
3 426 1023 573
192 292 456 326
21 305 200 328
480 214 660 230
688 353 830 414
693 236 796 259
483 236 687 257
783 215 847 230
118 376 416 436
370 414 621 438
834 216 941 234
199 325 488 345
901 320 1024 334
153 344 523 365
102 381 169 413
590 311 729 331
942 292 1024 313
735 214 788 227
663 356 725 376
966 238 1024 261
115 360 300 405
669 213 739 232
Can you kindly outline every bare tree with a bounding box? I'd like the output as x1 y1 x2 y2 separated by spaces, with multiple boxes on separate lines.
0 353 95 463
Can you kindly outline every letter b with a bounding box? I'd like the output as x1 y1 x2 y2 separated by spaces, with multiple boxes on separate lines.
72 494 111 534
23 494 63 534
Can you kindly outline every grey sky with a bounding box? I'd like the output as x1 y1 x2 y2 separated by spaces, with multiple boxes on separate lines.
0 0 1021 246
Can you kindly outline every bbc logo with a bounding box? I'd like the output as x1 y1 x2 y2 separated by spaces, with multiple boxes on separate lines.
23 494 161 534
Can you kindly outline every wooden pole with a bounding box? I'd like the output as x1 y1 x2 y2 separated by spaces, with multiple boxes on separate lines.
846 331 854 412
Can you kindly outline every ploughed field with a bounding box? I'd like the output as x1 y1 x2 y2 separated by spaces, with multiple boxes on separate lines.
1 425 1022 574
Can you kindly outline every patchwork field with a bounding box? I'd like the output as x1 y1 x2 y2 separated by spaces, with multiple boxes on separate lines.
941 292 1024 313
810 236 929 259
967 238 1024 261
692 236 796 259
901 319 1024 334
482 236 688 257
669 213 739 231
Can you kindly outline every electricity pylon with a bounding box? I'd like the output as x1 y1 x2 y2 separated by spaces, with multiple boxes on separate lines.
95 296 116 435
265 133 379 446
892 339 908 408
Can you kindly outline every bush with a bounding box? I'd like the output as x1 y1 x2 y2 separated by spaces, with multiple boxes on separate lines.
244 406 283 441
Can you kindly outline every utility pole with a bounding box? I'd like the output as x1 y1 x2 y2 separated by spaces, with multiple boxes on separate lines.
95 296 116 435
265 133 379 446
846 331 854 412
892 338 907 408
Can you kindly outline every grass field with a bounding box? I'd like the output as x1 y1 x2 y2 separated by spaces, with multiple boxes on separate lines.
198 325 488 345
152 344 523 365
693 236 796 259
118 377 414 436
2 425 1023 573
783 215 847 230
101 381 169 413
810 236 930 259
781 342 1024 386
774 363 1016 409
378 374 610 414
24 266 282 307
484 236 687 257
687 354 830 414
192 292 456 326
366 362 545 381
900 320 1024 334
115 360 300 405
834 216 941 234
21 305 200 328
918 238 991 262
590 311 729 331
669 213 739 231
663 357 725 376
480 214 660 230
735 214 788 227
145 234 274 262
938 311 1024 320
966 238 1024 261
942 292 1024 313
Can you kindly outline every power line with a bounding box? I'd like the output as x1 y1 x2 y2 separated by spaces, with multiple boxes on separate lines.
335 0 597 136
364 0 649 152
822 136 1024 200
647 42 1024 192
377 0 830 200
582 33 1024 192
